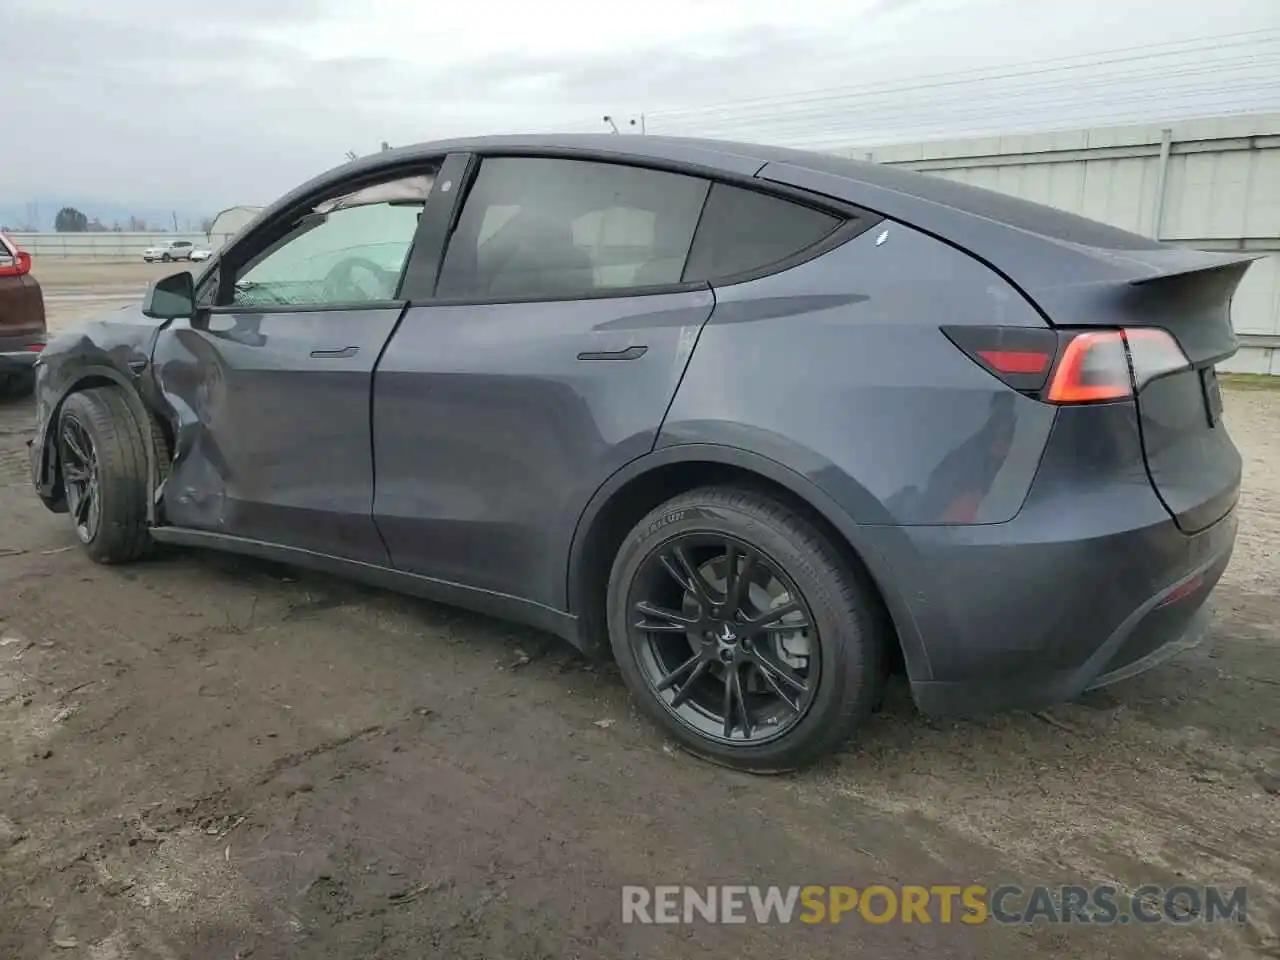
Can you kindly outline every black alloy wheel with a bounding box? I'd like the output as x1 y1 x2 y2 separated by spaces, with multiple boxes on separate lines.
608 487 888 773
627 534 819 744
60 413 101 543
56 387 167 564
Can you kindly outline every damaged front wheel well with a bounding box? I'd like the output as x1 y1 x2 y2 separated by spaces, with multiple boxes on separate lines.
46 376 171 522
43 375 118 503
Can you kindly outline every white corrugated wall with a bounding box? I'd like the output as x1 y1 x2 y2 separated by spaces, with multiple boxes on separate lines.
838 114 1280 374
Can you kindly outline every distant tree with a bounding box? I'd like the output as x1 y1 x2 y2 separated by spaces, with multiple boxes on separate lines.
127 215 147 232
111 221 122 232
54 206 89 232
199 216 215 235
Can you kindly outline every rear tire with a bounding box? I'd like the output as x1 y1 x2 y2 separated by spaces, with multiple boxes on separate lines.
57 388 165 564
607 486 888 773
161 253 171 262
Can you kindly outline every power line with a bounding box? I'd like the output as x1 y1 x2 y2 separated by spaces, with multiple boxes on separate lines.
663 72 1280 136
644 28 1280 121
769 94 1280 149
646 56 1280 135
812 104 1277 151
671 86 1280 148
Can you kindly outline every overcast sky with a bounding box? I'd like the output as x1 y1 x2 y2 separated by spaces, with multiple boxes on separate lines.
3 0 1277 213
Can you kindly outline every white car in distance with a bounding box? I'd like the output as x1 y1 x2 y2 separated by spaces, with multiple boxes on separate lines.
142 240 194 263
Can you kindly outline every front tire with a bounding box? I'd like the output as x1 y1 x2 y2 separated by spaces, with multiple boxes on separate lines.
57 388 163 564
161 253 171 262
607 487 888 773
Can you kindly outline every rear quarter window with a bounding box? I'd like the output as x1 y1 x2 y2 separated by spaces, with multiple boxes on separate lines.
683 183 843 282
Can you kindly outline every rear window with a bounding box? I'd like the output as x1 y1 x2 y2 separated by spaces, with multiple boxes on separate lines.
683 183 843 282
833 159 1166 251
437 157 709 299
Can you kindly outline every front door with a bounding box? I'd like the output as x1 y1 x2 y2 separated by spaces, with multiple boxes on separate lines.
372 155 716 608
155 164 444 563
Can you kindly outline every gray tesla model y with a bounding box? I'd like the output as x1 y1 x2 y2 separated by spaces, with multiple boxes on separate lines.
29 135 1249 771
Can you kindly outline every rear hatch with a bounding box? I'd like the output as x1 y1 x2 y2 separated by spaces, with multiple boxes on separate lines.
1035 248 1254 533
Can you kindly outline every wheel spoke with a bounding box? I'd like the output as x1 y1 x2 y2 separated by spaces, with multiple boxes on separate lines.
749 652 802 711
729 663 753 737
749 648 808 698
655 651 701 691
722 664 736 738
634 600 698 633
86 482 100 536
746 600 810 633
661 546 712 606
74 484 93 525
723 546 756 616
670 660 711 708
63 429 90 468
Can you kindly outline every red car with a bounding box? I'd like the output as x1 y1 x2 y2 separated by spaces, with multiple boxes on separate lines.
0 233 45 397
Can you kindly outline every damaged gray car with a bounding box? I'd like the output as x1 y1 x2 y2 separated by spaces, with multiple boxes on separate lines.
29 135 1248 772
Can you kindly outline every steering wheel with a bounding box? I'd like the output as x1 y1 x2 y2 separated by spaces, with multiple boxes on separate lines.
323 256 393 302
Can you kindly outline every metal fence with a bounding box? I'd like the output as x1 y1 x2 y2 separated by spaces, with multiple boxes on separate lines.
4 231 224 258
838 113 1280 375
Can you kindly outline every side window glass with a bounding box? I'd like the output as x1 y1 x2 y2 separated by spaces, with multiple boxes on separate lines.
682 183 843 283
437 158 708 300
229 174 435 308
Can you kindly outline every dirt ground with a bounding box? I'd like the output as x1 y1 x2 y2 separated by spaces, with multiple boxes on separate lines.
2 261 1278 959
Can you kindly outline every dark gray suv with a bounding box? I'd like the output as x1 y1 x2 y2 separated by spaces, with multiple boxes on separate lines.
29 135 1247 771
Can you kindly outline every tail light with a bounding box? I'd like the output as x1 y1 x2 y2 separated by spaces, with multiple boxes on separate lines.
0 249 32 277
943 325 1190 404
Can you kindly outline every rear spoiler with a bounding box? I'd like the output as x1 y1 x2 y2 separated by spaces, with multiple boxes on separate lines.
1124 249 1263 286
1025 247 1259 365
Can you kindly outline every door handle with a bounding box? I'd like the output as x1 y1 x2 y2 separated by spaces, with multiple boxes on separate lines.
310 346 359 359
577 345 648 361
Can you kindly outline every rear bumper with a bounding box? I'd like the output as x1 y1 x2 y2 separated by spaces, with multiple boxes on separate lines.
908 524 1232 715
859 401 1239 716
0 337 43 374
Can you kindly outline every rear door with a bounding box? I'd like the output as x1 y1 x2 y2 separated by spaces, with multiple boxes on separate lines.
156 162 446 562
371 155 715 608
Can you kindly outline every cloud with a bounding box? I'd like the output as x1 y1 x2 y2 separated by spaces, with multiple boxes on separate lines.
2 0 1276 213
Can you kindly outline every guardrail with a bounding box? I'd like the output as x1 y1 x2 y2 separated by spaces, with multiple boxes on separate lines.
3 232 228 258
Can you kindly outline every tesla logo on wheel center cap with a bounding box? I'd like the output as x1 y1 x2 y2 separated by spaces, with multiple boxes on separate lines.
717 624 737 643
